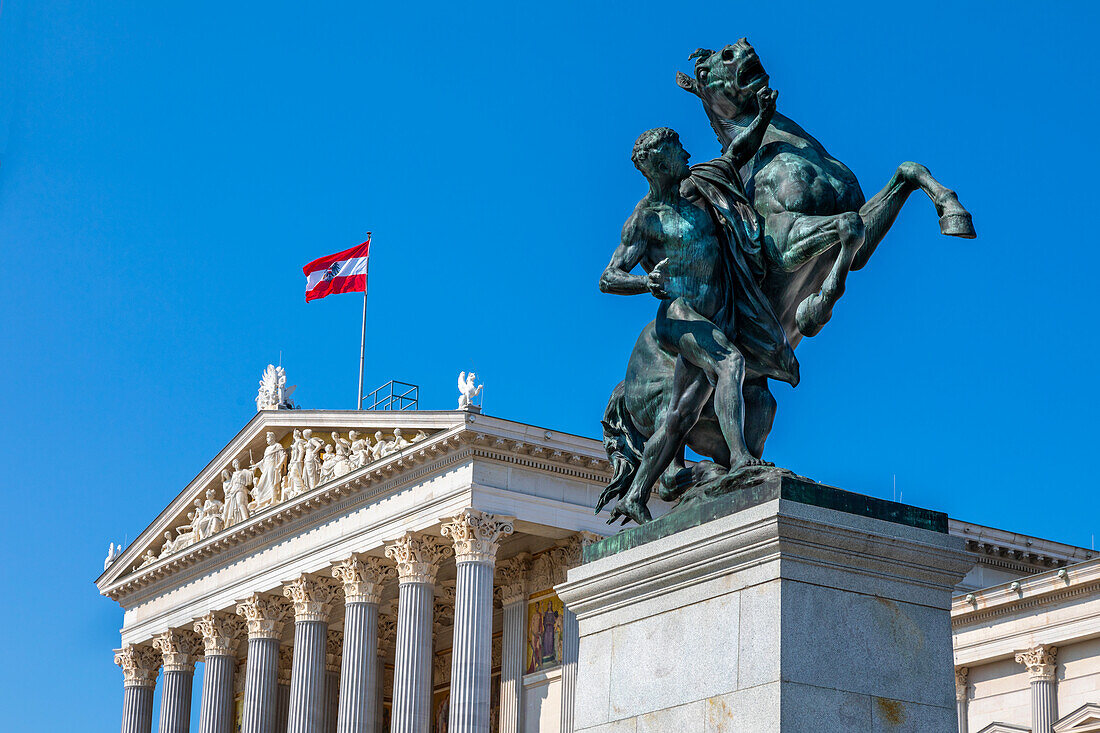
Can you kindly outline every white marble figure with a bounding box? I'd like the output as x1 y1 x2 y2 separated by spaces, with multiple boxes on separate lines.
303 429 324 491
173 511 198 552
195 488 225 539
159 531 176 558
104 542 119 570
255 364 297 412
319 445 337 484
369 430 391 461
138 549 158 569
223 459 252 528
391 427 411 452
412 430 428 443
250 431 287 510
458 371 483 410
284 429 308 499
349 430 371 469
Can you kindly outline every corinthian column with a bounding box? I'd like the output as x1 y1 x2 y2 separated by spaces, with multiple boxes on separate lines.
236 593 290 733
955 667 968 733
283 575 339 733
332 554 394 733
384 532 453 733
495 553 530 733
442 509 515 733
194 612 244 733
1016 645 1058 733
276 646 293 733
116 643 161 733
153 630 201 733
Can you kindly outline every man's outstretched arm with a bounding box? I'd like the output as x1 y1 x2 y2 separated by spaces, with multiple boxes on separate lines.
723 87 778 168
599 215 652 295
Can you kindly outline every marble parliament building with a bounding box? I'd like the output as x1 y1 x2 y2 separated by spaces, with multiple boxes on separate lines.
96 371 1100 733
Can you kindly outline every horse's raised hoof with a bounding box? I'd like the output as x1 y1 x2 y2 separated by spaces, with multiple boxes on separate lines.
940 211 976 238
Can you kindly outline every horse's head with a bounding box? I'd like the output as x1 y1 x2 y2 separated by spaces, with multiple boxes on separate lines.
677 39 769 120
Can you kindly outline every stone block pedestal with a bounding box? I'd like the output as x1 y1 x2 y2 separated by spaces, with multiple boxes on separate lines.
556 476 975 733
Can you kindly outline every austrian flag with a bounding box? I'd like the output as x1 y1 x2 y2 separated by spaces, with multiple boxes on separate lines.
302 236 371 302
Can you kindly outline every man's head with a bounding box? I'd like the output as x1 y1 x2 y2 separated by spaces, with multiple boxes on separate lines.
676 39 770 119
631 127 690 183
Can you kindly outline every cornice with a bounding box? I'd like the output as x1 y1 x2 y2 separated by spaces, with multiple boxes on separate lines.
102 422 610 604
952 555 1100 627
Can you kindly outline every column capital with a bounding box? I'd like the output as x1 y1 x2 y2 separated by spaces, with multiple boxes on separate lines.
955 666 969 702
283 574 339 622
115 643 161 688
1015 644 1058 681
441 509 515 564
193 611 246 656
277 645 294 686
496 553 531 607
236 592 291 639
384 532 453 584
152 629 202 673
325 630 344 673
332 553 396 604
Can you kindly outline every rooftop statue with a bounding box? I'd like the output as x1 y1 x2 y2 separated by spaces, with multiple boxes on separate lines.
458 372 483 411
598 39 974 525
255 364 297 412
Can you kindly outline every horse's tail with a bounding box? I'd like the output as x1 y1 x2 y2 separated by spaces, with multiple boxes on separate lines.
595 381 646 514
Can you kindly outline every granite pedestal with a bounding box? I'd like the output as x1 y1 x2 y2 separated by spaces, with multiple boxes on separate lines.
555 476 975 733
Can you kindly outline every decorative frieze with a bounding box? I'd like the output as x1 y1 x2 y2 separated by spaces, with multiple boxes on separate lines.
496 554 531 607
236 592 290 639
1015 644 1058 681
385 532 453 584
115 644 161 687
283 574 339 623
441 509 515 564
193 611 246 657
277 645 294 686
332 553 395 604
377 615 397 656
325 630 344 674
152 629 202 673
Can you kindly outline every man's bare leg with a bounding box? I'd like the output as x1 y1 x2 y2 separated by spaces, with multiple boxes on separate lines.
610 359 711 525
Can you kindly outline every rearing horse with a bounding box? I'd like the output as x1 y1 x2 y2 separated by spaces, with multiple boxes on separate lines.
599 39 975 522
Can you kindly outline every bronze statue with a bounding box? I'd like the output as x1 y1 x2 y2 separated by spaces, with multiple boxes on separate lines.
598 39 975 525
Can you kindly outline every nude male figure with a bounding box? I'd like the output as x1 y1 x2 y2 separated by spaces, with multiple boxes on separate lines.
599 87 780 524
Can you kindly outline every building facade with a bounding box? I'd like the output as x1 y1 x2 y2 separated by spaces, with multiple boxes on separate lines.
97 406 1100 733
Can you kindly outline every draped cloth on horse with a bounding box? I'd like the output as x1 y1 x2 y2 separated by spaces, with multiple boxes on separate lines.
683 155 799 386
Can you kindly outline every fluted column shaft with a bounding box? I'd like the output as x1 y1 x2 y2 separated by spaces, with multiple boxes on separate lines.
123 685 156 733
1017 645 1057 733
391 579 435 732
198 655 236 733
322 669 339 733
242 637 280 733
449 560 496 732
442 510 514 733
275 683 291 733
287 620 328 733
499 598 526 733
386 533 452 733
160 669 195 733
284 576 338 733
333 555 392 733
337 601 379 732
559 607 579 733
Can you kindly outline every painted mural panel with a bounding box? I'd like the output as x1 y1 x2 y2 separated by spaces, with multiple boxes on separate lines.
526 592 564 674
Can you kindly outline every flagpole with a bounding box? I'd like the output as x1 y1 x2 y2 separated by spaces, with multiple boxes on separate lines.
357 263 369 409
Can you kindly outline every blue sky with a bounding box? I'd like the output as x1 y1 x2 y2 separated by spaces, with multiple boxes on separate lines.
2 1 1098 729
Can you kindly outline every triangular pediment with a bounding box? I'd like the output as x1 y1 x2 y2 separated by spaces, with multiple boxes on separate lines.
976 723 1031 733
1055 703 1100 732
96 409 610 598
97 409 467 587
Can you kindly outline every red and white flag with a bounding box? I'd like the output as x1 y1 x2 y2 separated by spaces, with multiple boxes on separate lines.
302 235 371 302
